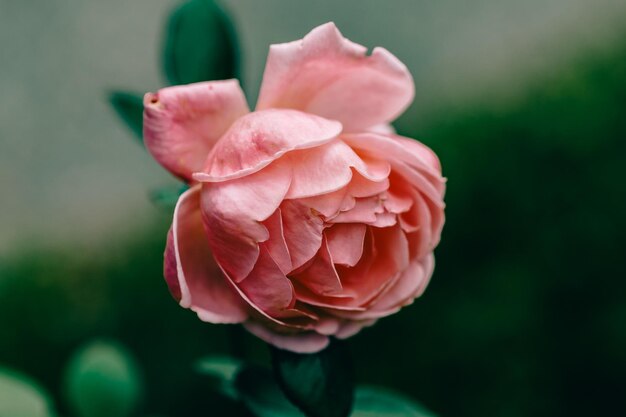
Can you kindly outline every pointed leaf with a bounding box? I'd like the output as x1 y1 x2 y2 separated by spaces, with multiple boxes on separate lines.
0 367 54 417
234 366 304 417
163 0 241 85
109 91 144 141
352 387 437 417
270 340 354 417
64 340 143 417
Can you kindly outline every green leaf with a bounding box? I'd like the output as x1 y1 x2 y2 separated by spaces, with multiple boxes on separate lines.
109 91 144 141
64 340 143 417
270 340 354 417
195 356 243 399
234 366 304 417
163 0 241 85
0 367 54 417
352 387 437 417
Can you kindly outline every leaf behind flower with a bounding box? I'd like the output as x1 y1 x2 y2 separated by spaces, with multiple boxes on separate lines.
109 91 144 142
163 0 241 86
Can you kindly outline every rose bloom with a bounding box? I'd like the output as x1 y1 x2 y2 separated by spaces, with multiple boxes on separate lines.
143 22 445 353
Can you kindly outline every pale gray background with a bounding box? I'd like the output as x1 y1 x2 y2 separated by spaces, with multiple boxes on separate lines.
1 0 625 254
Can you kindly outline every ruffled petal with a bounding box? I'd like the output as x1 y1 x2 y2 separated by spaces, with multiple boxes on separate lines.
195 109 342 182
330 197 382 224
286 140 387 199
200 159 292 281
257 22 414 132
165 186 248 323
341 132 444 190
144 80 249 181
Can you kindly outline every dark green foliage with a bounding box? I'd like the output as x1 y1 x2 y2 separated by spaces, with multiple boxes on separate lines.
352 387 436 417
235 366 304 417
163 0 241 85
270 341 354 417
109 91 144 141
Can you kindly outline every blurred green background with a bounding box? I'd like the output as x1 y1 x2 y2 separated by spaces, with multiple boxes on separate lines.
1 1 625 416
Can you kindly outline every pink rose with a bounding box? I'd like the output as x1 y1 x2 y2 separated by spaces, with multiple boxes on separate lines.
144 23 445 353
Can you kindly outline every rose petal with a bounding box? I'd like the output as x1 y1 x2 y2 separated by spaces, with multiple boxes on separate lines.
243 321 330 353
367 124 396 135
195 109 342 182
368 212 397 228
383 190 413 214
326 223 366 267
330 197 381 224
292 236 343 296
257 22 414 132
298 187 352 218
334 319 376 339
315 316 342 335
348 172 389 198
237 246 296 315
286 140 387 199
165 186 248 323
349 255 435 320
337 225 410 307
342 133 444 189
200 159 292 281
280 200 325 270
144 80 249 181
262 209 293 274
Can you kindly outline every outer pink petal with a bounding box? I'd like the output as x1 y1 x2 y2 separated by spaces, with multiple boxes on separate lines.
243 321 330 354
165 186 248 323
256 22 414 132
144 80 249 181
194 109 342 182
334 319 377 339
200 159 292 281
